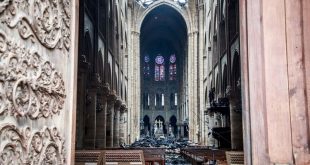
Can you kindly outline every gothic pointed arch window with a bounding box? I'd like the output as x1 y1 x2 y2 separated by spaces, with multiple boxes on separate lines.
144 55 150 77
155 55 165 81
169 54 177 80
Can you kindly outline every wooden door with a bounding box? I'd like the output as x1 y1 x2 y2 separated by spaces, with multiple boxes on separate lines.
240 0 310 164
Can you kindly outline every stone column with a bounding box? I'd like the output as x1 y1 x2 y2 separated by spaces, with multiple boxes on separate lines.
113 98 122 147
177 124 181 138
106 92 117 148
227 87 243 150
129 31 141 143
119 104 127 145
84 88 97 149
95 83 110 148
76 67 87 149
180 124 184 138
124 109 129 144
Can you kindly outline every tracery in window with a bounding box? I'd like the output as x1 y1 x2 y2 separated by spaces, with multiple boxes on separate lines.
144 55 150 77
155 55 165 81
169 54 177 80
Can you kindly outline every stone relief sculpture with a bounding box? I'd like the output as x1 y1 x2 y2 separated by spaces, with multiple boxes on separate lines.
0 0 71 163
0 0 71 50
0 32 66 119
0 124 66 164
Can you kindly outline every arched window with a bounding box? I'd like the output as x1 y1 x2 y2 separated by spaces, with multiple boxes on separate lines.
143 93 150 109
144 55 150 77
161 93 165 106
169 54 177 80
155 55 165 81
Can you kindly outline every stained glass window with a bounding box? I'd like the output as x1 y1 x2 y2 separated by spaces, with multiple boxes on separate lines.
169 54 177 80
144 55 150 77
155 55 165 81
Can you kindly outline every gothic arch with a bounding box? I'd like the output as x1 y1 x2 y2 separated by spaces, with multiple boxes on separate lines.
215 73 220 96
143 115 151 133
114 71 118 92
155 115 165 123
222 64 228 93
104 63 112 86
136 1 192 33
154 115 166 134
97 50 104 79
169 115 177 136
125 87 127 102
83 31 93 66
232 50 240 89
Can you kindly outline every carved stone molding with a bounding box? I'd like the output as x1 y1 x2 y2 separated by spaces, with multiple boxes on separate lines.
0 0 71 51
0 32 66 119
120 104 127 113
114 98 122 111
102 83 110 97
225 85 232 98
107 91 117 109
0 123 66 164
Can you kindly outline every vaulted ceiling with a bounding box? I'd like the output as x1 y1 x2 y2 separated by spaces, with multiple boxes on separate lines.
140 5 187 58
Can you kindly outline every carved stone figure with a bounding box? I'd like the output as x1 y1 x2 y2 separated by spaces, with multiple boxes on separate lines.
209 87 215 105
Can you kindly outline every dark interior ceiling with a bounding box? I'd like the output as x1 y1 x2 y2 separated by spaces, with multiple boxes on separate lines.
140 5 187 58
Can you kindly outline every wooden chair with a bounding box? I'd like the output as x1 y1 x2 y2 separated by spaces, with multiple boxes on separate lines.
225 151 244 165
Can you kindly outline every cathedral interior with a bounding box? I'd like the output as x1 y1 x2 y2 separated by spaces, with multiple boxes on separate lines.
0 0 310 164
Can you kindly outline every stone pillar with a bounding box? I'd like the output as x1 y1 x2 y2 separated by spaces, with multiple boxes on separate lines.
124 109 129 144
84 88 97 149
119 104 127 145
113 98 122 147
95 83 110 149
106 92 117 148
180 124 184 138
76 68 87 149
128 30 141 143
227 87 243 150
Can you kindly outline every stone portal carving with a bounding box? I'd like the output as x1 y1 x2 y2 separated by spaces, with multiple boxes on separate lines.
0 0 71 50
0 0 72 162
0 124 66 164
0 32 66 119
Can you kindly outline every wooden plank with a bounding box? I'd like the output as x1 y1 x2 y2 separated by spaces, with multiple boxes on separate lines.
263 0 293 164
302 0 310 149
285 0 310 163
246 0 270 164
262 0 293 163
239 0 252 164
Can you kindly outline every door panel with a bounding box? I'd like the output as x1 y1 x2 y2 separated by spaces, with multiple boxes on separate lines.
0 0 76 164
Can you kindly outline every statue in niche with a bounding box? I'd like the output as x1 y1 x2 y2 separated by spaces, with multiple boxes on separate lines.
209 87 215 105
168 124 174 137
154 120 158 135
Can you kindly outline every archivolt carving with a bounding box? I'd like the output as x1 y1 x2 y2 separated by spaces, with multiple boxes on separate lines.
0 32 66 119
0 0 71 50
0 124 66 164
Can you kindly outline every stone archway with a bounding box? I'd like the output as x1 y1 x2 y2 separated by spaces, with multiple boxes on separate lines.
169 115 178 136
155 115 166 135
128 1 200 143
143 115 151 136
